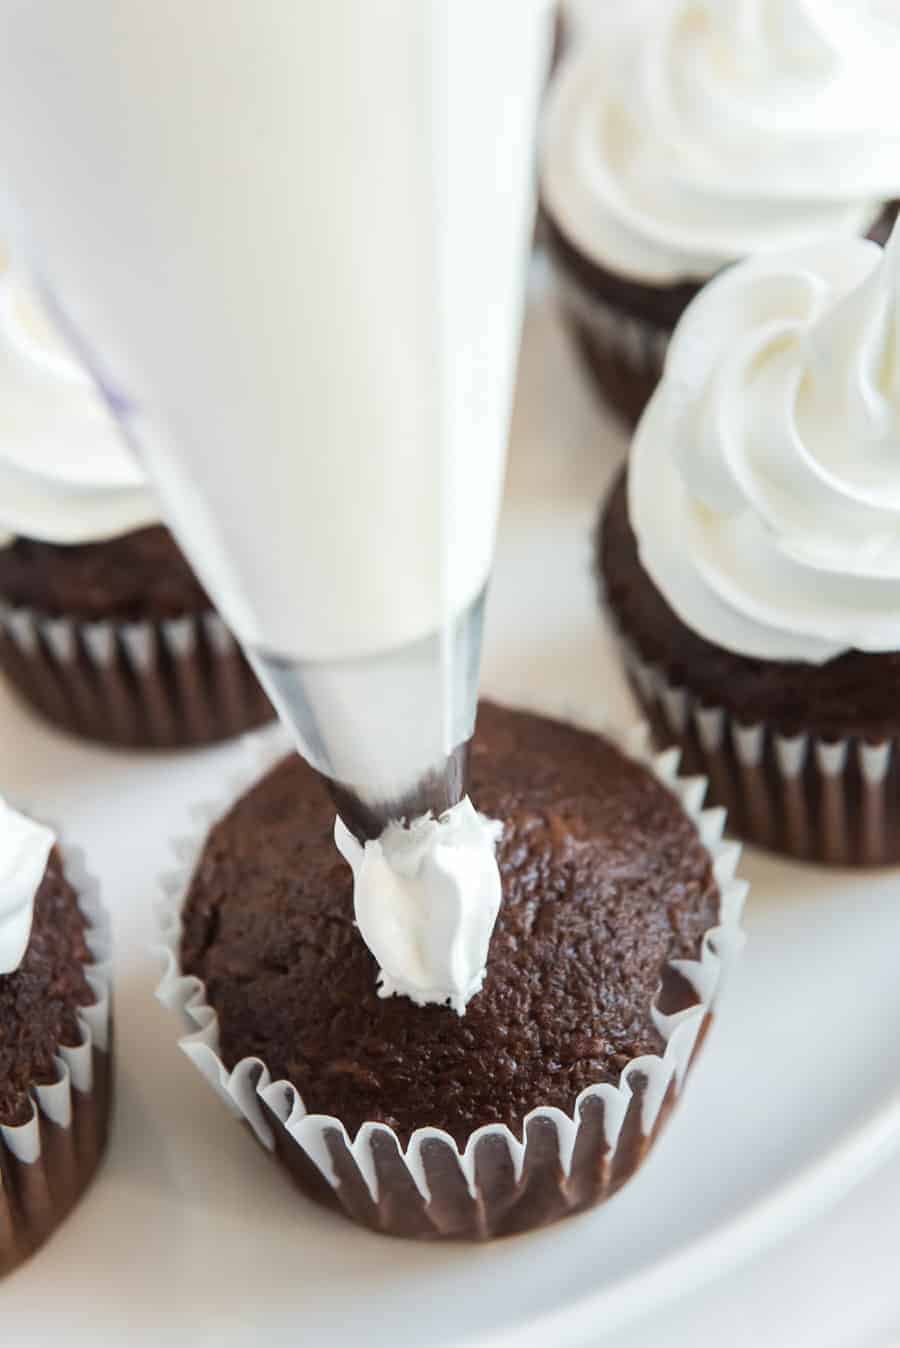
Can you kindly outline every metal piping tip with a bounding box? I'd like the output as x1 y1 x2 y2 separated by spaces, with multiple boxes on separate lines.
244 587 487 843
324 742 469 842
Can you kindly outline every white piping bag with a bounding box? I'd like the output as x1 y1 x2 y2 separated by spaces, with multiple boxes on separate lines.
0 0 552 836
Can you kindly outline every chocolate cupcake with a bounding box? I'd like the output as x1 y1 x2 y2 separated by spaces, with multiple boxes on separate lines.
539 2 900 426
0 799 112 1275
0 263 272 747
158 703 746 1241
599 225 900 865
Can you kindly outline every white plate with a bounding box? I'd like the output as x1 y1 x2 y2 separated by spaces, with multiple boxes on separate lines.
4 283 900 1348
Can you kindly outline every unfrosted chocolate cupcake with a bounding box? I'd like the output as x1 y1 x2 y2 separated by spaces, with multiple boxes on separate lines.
160 702 746 1241
599 227 900 865
0 264 272 748
540 3 900 425
0 802 111 1276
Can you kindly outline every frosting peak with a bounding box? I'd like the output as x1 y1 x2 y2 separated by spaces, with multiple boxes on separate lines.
803 226 900 472
0 263 158 544
0 798 54 975
335 799 503 1015
542 0 900 284
631 219 900 664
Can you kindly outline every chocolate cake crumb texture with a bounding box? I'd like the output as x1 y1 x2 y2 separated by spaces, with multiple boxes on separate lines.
0 526 210 622
181 702 719 1147
0 848 95 1127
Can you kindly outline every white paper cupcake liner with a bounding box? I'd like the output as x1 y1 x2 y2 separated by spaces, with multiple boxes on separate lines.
548 253 670 426
1 823 112 1275
155 710 746 1240
0 600 273 748
619 638 900 867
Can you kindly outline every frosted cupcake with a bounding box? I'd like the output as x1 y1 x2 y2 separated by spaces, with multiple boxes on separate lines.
0 798 111 1275
600 219 900 865
541 0 900 425
0 264 272 747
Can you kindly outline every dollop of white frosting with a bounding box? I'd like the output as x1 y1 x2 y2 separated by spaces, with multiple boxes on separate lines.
631 219 900 663
542 0 900 284
334 798 503 1015
0 262 157 544
0 797 55 975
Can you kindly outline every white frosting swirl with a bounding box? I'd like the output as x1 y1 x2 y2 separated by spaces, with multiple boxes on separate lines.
631 221 900 663
0 797 55 975
334 799 503 1015
0 262 157 544
542 0 900 285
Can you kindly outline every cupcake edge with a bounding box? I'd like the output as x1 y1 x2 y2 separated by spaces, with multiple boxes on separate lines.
0 599 273 750
599 472 900 868
156 719 747 1241
0 818 112 1276
545 202 900 431
548 245 669 428
613 630 900 868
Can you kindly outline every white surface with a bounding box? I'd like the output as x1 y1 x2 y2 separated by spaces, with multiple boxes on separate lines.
616 1142 900 1348
3 286 900 1346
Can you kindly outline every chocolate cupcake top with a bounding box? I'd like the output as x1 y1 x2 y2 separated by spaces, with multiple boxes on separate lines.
0 526 211 622
0 843 96 1126
180 702 720 1147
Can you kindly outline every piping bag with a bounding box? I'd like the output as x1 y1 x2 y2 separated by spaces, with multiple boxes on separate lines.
0 1 552 1008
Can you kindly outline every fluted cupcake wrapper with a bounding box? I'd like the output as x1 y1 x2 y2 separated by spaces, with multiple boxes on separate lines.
155 719 747 1241
548 253 670 428
0 601 273 749
1 828 112 1277
619 637 900 867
